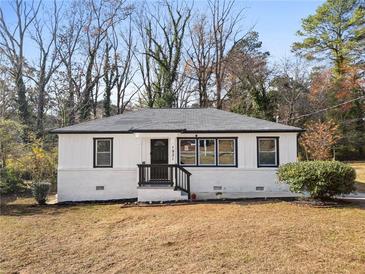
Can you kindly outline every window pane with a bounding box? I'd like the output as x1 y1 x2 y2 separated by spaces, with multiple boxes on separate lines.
259 139 275 152
180 153 196 165
97 140 111 152
259 152 276 165
97 152 111 166
218 139 235 165
95 139 112 167
258 138 277 166
199 139 215 165
219 153 234 165
180 140 196 153
180 139 196 165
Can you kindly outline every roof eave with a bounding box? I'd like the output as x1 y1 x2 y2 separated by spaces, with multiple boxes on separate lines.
49 130 133 134
50 128 304 134
184 129 304 133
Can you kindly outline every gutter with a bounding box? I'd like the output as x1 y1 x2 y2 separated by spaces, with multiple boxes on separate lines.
49 128 304 134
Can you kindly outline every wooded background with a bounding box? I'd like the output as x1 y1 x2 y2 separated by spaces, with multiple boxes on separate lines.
0 0 364 164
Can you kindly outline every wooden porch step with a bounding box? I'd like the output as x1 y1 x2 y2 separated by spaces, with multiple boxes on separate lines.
138 184 173 189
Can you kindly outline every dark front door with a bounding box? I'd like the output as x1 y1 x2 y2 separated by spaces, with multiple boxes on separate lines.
150 139 168 181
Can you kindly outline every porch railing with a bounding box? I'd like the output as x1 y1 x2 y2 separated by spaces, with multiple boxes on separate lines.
137 164 191 198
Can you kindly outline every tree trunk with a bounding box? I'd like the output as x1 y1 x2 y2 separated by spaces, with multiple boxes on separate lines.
15 72 30 125
36 65 47 136
79 50 97 121
216 75 222 109
66 67 75 125
103 85 111 117
36 83 46 137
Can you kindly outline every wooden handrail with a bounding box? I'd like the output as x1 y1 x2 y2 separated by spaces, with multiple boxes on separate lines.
137 164 192 175
177 165 192 176
137 164 191 199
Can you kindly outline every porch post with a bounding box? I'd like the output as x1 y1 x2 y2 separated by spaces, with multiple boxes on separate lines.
170 133 178 165
135 133 143 185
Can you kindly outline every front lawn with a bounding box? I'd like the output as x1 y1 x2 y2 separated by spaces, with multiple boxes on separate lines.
1 197 365 273
349 162 365 192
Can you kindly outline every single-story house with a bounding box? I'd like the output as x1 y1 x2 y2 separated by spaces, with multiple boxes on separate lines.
51 108 303 202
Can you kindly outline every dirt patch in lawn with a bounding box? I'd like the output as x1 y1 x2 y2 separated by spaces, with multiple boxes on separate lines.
1 197 365 274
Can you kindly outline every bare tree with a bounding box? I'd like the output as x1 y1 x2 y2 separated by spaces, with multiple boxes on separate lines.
28 1 62 135
209 0 243 109
175 68 194 107
102 18 137 116
187 14 214 107
58 0 130 122
113 22 137 114
225 31 273 119
78 0 123 121
0 0 41 125
92 49 105 118
102 40 114 117
57 1 86 125
137 1 192 108
135 10 157 107
271 58 310 126
47 71 66 126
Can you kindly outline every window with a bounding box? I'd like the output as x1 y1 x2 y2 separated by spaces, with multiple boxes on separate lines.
94 138 113 168
178 137 237 167
179 139 196 165
199 139 216 165
218 139 235 166
257 137 279 167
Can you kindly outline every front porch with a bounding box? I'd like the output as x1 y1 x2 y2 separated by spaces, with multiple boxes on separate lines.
135 135 192 202
137 164 191 201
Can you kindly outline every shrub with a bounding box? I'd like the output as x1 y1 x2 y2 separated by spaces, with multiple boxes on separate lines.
25 140 57 184
0 168 25 195
31 182 51 205
7 138 58 189
278 161 356 200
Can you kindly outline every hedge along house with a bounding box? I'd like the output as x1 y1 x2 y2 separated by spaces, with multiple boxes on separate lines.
51 108 303 202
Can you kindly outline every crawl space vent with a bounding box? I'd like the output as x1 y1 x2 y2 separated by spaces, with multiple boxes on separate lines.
256 186 264 191
96 186 104 190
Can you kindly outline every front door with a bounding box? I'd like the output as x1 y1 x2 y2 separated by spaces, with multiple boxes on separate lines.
150 139 168 181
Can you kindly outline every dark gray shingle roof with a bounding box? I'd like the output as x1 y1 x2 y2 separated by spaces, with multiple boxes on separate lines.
51 108 303 133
